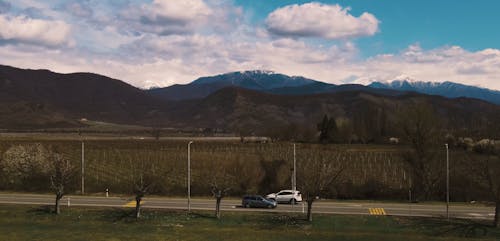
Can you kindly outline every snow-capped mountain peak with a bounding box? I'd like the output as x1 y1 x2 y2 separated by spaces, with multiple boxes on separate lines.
368 79 500 104
393 74 419 83
190 70 318 89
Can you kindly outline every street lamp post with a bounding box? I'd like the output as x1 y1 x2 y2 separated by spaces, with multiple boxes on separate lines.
188 141 193 212
81 141 85 195
293 144 296 191
445 143 450 220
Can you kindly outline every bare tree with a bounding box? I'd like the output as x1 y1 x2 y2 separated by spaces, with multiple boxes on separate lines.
397 102 443 201
211 180 232 219
483 158 500 228
131 172 151 219
122 151 165 219
297 150 346 222
198 157 236 219
470 146 500 227
48 150 75 215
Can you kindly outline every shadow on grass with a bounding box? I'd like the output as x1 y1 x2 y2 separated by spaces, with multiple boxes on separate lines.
27 205 54 215
188 212 216 220
97 208 217 224
99 208 137 223
255 214 310 230
400 217 498 238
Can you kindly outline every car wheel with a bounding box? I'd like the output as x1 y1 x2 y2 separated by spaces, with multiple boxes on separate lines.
267 204 273 209
290 199 296 205
245 204 250 208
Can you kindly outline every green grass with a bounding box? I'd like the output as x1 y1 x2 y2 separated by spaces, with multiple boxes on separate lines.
0 205 498 241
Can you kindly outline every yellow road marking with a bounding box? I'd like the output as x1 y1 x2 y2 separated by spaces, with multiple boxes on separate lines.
369 208 386 215
123 200 144 208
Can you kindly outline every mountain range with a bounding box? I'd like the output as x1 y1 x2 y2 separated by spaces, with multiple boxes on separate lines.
0 64 498 138
148 70 406 101
149 71 500 105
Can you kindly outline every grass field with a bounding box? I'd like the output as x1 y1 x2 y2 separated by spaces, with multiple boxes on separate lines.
0 204 498 241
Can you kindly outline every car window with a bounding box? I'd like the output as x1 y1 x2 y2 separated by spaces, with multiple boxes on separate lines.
279 192 292 195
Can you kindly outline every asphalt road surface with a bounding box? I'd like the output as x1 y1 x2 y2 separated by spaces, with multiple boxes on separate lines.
0 193 494 220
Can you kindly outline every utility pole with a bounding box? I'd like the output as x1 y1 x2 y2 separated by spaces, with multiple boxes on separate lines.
446 143 450 220
188 141 193 212
293 143 296 192
292 143 296 207
81 141 85 195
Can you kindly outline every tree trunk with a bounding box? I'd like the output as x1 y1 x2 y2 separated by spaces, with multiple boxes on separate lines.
307 199 314 222
215 197 222 219
55 195 62 215
495 201 500 228
135 196 142 219
411 172 423 202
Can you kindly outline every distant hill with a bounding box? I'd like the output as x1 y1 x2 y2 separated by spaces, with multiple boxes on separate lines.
369 79 500 105
0 65 169 129
164 86 500 138
268 82 404 96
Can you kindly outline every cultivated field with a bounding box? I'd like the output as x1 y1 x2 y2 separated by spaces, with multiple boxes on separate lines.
0 137 485 201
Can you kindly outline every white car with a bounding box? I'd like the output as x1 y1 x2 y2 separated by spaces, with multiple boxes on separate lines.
266 190 302 204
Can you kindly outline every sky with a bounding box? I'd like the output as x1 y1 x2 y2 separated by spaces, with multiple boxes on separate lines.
0 0 499 90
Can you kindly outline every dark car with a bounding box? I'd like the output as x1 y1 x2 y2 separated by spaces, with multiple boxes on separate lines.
242 195 277 208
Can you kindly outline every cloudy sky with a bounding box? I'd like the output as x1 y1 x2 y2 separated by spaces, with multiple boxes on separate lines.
1 0 500 90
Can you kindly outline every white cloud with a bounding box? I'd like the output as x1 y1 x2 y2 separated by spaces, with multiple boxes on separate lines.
2 29 500 91
266 3 379 39
0 2 499 92
121 0 229 35
65 2 93 18
143 0 212 24
0 14 72 47
350 45 500 89
109 34 360 87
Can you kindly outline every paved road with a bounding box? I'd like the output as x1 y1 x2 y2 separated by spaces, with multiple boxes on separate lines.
0 193 494 220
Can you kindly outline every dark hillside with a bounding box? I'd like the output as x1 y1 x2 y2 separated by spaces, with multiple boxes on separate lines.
0 65 169 129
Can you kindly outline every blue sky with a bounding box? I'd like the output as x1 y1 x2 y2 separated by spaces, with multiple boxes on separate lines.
235 0 500 55
0 0 499 89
